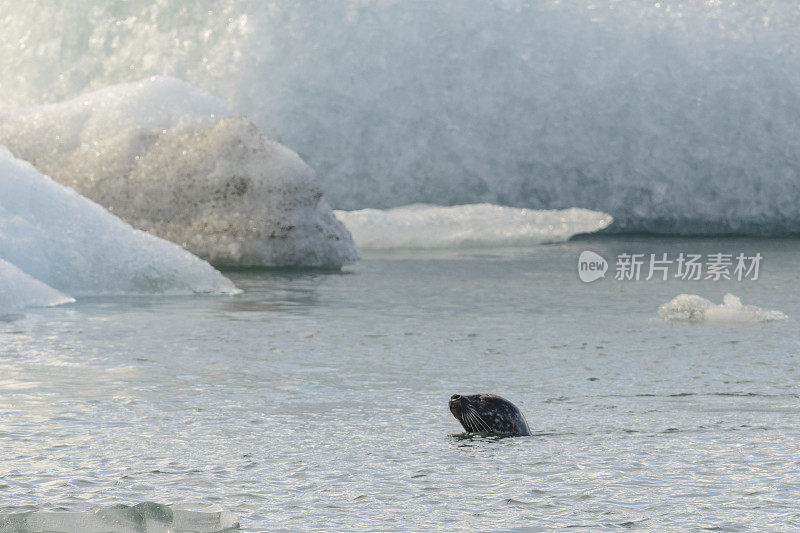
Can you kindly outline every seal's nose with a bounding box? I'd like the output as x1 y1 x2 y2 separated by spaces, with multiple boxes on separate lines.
449 394 464 416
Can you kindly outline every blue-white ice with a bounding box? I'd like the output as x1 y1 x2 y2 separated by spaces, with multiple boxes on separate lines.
336 204 612 249
0 259 74 318
0 77 358 268
2 1 798 235
0 147 238 299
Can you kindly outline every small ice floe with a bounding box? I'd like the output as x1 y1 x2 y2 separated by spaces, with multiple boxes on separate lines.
0 258 74 317
0 502 239 533
335 203 612 249
658 293 788 324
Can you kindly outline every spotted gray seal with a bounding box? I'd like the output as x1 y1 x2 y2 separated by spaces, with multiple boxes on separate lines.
449 394 531 437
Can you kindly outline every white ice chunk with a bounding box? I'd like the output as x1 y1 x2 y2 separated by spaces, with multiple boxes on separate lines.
658 293 788 324
335 204 612 249
0 77 358 268
0 147 238 296
0 502 239 533
0 258 74 317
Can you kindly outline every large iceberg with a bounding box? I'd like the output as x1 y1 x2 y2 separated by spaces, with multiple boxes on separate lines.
0 77 357 268
0 147 238 297
2 1 799 235
336 204 612 249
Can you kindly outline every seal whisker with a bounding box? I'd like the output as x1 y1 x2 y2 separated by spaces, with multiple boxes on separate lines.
474 414 491 433
465 411 478 432
465 410 478 432
466 411 480 433
467 408 491 433
463 411 475 432
471 414 484 433
466 407 486 431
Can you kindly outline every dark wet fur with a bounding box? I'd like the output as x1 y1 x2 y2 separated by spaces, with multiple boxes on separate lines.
449 394 531 437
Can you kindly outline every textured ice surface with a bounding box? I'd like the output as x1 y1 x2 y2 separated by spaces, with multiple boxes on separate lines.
0 502 239 533
0 259 74 317
0 77 357 267
658 293 788 324
336 204 612 249
0 147 238 296
1 1 799 234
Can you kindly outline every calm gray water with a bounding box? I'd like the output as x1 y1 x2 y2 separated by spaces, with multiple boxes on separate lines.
1 237 799 531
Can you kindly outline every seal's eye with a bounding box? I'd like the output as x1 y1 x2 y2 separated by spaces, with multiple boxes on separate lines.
450 394 461 401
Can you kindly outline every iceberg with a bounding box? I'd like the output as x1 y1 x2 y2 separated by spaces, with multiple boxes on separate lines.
658 293 788 324
3 1 799 235
0 147 238 296
0 77 357 268
335 204 612 249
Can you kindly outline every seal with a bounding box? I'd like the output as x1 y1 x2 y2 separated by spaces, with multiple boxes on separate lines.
449 394 531 437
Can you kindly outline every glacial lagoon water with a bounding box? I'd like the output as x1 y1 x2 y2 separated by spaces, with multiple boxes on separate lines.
1 237 798 531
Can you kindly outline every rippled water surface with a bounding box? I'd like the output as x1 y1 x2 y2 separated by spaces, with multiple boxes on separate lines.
2 238 799 531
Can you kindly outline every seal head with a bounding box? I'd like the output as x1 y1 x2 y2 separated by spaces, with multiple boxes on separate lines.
449 394 531 437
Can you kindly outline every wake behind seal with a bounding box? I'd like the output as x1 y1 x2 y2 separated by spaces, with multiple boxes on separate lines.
449 394 531 437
